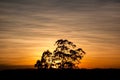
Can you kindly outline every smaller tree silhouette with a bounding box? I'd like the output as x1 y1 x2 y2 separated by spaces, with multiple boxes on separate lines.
35 39 86 69
34 60 41 69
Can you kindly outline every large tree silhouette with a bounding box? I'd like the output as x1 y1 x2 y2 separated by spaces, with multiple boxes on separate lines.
35 39 86 69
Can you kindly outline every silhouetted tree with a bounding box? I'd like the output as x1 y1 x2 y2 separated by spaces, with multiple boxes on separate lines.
35 39 86 69
34 60 41 69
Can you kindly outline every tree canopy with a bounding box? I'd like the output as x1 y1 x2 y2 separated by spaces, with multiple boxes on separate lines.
35 39 86 69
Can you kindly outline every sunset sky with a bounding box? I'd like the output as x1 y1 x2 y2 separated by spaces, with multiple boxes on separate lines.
0 0 120 69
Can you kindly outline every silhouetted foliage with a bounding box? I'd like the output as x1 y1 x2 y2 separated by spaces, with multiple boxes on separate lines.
34 60 41 69
35 39 86 69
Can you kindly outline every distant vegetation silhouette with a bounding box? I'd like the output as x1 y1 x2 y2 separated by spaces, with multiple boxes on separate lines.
35 39 86 69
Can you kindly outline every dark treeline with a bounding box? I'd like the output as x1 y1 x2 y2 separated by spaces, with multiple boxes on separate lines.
0 69 120 80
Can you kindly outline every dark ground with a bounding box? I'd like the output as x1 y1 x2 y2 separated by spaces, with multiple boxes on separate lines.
0 69 120 80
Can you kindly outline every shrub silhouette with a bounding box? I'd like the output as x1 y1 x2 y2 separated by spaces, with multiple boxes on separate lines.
35 39 86 69
34 60 41 69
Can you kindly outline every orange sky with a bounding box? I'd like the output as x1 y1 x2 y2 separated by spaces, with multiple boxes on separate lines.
0 0 120 69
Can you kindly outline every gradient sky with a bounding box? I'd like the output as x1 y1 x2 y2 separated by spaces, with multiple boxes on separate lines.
0 0 120 69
